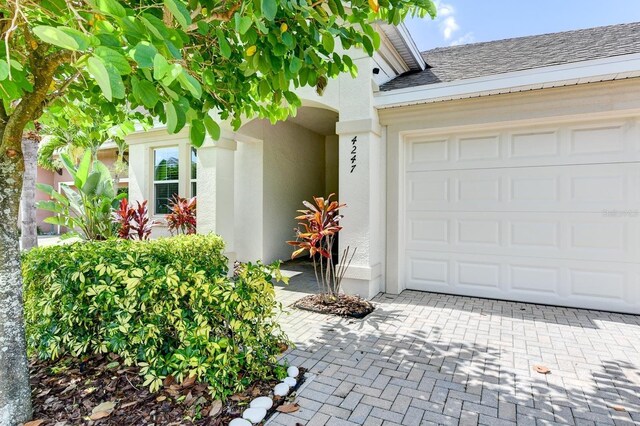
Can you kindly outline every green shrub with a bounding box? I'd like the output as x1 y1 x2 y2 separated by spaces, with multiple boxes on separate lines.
23 235 289 398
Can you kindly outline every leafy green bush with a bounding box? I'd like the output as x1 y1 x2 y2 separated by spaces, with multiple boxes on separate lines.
23 235 289 398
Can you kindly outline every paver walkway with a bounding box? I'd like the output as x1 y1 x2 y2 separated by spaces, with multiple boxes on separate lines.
269 260 640 426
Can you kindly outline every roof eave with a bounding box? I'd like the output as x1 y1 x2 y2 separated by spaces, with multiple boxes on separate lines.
377 22 426 71
374 53 640 109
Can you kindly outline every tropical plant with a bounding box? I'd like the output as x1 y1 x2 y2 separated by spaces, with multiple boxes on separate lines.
166 195 197 235
23 235 290 400
113 198 158 240
36 151 124 240
0 0 436 420
288 194 356 300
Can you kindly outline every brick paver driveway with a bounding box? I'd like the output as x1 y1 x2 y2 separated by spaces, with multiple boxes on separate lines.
269 260 640 426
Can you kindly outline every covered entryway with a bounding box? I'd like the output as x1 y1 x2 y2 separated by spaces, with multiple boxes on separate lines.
234 105 339 263
400 115 640 314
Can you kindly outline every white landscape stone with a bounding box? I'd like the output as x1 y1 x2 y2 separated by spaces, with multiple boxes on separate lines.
229 418 252 426
242 407 267 424
287 366 299 378
273 382 289 396
283 376 297 387
250 396 273 410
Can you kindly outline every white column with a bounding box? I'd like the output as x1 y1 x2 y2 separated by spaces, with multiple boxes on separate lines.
196 135 237 270
336 118 384 299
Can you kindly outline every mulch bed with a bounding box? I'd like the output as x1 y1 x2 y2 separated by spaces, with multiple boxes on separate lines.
30 354 306 425
293 294 375 318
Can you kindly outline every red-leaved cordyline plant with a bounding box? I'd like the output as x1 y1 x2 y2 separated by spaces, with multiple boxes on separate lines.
287 194 356 302
166 195 197 235
112 198 158 240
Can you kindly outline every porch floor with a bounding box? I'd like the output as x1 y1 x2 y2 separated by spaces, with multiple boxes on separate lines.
270 259 640 425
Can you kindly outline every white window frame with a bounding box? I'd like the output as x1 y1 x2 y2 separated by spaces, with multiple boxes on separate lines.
190 146 197 198
152 146 180 216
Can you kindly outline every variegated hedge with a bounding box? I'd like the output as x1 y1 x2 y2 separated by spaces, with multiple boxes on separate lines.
22 235 289 399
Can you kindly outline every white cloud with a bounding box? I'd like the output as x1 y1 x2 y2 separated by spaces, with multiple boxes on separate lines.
441 16 459 40
429 2 461 41
450 32 475 46
438 2 454 17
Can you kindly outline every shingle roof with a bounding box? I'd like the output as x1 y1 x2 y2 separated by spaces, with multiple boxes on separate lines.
380 22 640 92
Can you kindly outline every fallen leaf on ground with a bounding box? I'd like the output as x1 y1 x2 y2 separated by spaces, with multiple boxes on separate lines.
89 411 111 420
276 403 300 413
230 394 249 402
181 375 196 388
82 387 96 396
92 401 116 414
24 420 45 426
611 405 626 412
121 401 137 409
61 383 77 394
156 395 167 402
209 400 222 417
163 375 175 388
533 365 550 374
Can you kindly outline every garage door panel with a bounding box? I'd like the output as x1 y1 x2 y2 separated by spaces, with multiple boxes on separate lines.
509 131 559 158
569 124 625 155
405 250 640 314
406 211 638 262
457 135 501 160
405 118 640 172
402 116 640 313
406 163 640 212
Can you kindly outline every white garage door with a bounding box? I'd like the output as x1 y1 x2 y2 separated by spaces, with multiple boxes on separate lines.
403 117 640 314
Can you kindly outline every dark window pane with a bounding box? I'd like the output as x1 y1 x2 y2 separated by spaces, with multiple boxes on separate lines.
154 147 179 181
191 182 197 198
191 147 198 180
155 182 179 214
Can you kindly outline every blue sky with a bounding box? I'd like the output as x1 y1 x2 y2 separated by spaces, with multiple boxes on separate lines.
405 0 640 51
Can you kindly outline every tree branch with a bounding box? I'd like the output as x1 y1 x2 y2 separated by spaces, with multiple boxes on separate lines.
3 0 21 79
186 2 242 31
46 69 82 104
1 48 72 155
190 4 202 20
0 101 7 123
64 0 88 33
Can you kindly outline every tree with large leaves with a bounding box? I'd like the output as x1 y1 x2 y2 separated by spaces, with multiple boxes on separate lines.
0 0 435 422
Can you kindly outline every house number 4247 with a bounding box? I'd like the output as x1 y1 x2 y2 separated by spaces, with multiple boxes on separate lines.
350 136 357 173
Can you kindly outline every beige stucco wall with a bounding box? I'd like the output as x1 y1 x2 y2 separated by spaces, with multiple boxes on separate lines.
238 119 327 263
234 136 264 261
325 135 339 197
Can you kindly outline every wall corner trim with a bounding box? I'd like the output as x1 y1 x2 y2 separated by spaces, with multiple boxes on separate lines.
343 263 382 281
336 118 382 136
202 136 237 151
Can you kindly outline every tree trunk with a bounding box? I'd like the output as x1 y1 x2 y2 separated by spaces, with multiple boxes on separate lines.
0 155 33 425
20 137 39 251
